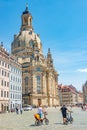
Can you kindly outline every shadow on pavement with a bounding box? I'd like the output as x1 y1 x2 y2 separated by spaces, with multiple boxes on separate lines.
29 124 36 127
54 122 63 125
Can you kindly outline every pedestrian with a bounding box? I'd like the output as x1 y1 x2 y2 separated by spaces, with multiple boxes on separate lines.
16 107 18 114
81 105 83 110
60 104 70 124
20 107 23 114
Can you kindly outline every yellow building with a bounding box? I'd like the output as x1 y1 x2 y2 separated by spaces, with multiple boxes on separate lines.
11 5 59 107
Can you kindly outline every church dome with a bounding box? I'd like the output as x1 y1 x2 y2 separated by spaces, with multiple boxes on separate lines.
11 5 42 55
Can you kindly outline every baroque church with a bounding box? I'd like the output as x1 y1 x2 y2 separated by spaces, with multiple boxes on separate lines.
11 4 59 107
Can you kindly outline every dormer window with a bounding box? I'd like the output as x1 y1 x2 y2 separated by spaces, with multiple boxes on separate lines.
29 31 32 35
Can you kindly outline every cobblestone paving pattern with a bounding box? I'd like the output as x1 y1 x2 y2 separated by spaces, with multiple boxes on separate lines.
0 107 87 130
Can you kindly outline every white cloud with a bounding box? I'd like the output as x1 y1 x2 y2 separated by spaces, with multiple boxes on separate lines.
77 68 87 72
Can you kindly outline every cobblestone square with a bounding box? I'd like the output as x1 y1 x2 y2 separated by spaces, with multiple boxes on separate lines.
0 107 87 130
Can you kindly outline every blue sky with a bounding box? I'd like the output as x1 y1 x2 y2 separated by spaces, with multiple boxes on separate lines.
0 0 87 91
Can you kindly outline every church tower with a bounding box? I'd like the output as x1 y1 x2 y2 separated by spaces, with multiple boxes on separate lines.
21 3 33 31
47 48 53 68
11 4 59 107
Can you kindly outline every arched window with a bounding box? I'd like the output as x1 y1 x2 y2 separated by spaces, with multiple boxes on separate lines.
35 56 39 62
30 18 32 26
37 56 39 61
29 40 34 48
36 76 41 94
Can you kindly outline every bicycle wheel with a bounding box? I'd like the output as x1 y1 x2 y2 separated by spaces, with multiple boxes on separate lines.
35 120 38 126
70 117 73 124
45 118 49 125
35 120 41 126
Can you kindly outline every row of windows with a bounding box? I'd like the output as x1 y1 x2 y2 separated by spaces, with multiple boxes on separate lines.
0 60 9 68
1 80 9 87
11 85 21 91
10 103 21 109
24 76 41 85
0 69 9 77
0 90 9 98
10 67 21 75
10 75 21 83
10 93 22 99
62 89 70 92
24 76 42 94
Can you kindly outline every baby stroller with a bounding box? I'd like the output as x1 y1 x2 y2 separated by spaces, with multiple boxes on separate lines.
66 111 73 124
34 112 49 126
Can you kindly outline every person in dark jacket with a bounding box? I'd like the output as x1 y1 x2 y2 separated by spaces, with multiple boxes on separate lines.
60 105 70 124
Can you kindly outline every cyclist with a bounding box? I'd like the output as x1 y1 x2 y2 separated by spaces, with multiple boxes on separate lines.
38 104 43 119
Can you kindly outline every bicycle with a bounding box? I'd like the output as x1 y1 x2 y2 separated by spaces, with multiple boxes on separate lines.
34 111 49 126
66 111 73 124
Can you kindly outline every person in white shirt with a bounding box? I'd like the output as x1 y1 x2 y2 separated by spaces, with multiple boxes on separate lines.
38 104 43 119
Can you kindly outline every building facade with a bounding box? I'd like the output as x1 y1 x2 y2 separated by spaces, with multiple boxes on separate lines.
83 81 87 104
0 43 9 112
11 5 59 107
9 55 22 111
77 91 83 105
58 84 77 106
